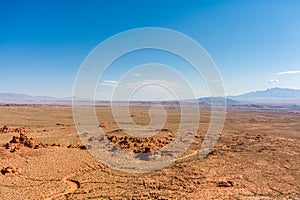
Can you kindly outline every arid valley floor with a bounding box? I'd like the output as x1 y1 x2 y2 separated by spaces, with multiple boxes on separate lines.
0 105 299 199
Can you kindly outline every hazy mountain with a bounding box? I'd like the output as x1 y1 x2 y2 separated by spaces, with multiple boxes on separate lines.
232 88 300 99
196 97 240 105
0 93 57 101
1 88 300 105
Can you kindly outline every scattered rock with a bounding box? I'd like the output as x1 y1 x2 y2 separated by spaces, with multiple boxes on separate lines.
88 136 98 142
0 126 28 134
1 166 19 175
99 123 107 129
107 129 123 134
51 143 63 147
160 128 171 132
110 136 118 143
98 136 105 141
135 152 153 161
67 144 87 150
216 180 234 187
56 122 65 126
80 132 90 137
256 134 263 140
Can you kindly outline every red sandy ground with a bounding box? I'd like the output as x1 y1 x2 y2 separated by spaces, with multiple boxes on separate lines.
0 105 299 199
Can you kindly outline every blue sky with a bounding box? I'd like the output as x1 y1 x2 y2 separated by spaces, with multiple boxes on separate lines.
1 0 300 99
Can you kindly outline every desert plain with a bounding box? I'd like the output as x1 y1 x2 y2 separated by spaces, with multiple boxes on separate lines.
0 104 299 199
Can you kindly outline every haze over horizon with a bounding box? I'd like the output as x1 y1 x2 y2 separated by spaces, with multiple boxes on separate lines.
1 87 300 102
1 0 300 100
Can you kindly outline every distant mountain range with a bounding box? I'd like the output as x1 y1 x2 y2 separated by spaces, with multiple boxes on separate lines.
196 97 241 105
0 93 58 101
0 88 300 105
232 87 300 99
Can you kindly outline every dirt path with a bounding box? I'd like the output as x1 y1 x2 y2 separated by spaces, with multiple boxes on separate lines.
44 173 80 200
44 151 200 199
43 164 104 199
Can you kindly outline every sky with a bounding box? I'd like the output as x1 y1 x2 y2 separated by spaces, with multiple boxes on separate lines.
1 0 300 100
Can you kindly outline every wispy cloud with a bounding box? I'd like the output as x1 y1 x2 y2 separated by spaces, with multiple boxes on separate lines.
133 73 142 77
268 79 279 84
99 80 118 87
277 70 300 75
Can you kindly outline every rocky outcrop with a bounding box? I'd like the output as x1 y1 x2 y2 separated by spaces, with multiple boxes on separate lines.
5 133 47 152
0 126 28 134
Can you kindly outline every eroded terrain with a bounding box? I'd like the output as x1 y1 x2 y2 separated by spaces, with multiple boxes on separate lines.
0 105 299 199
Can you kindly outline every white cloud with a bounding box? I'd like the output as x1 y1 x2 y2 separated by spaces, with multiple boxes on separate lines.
99 80 118 87
133 73 142 77
268 79 279 84
277 70 300 75
103 80 118 84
